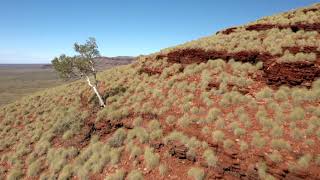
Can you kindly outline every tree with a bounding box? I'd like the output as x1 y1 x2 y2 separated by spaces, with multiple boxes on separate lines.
52 37 106 107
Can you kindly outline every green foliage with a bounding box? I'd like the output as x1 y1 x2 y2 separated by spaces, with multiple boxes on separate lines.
159 164 168 176
223 139 234 149
187 167 205 180
105 169 126 180
297 154 312 169
166 115 176 125
206 107 221 122
271 139 291 150
27 159 42 176
289 107 305 121
234 127 246 137
127 170 144 180
51 55 77 79
270 125 283 138
144 147 160 169
256 87 273 100
203 149 218 167
274 89 288 101
251 132 266 148
268 151 283 163
7 167 23 180
127 127 149 143
212 130 225 142
290 128 304 140
109 128 127 147
163 131 189 145
239 141 249 152
52 38 100 80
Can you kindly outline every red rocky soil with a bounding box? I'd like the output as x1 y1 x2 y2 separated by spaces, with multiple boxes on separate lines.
145 48 320 87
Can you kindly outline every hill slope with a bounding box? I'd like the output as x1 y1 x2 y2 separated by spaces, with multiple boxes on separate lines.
1 3 320 180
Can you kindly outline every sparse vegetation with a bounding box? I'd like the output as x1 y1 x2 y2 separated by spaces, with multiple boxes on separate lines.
105 169 126 180
1 3 320 179
187 167 205 180
203 149 218 167
127 170 144 180
144 147 160 170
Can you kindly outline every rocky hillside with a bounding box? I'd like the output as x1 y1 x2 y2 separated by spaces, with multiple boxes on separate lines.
0 3 320 180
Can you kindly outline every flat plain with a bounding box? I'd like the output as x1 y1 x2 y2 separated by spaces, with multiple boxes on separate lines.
0 64 63 106
0 57 134 106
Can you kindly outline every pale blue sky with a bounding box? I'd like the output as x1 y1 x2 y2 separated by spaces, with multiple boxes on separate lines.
0 0 318 64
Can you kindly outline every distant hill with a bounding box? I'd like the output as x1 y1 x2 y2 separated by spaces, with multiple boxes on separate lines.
94 56 135 71
41 56 135 70
0 3 320 180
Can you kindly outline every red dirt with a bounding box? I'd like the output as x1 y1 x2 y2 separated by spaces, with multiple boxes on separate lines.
263 60 320 87
152 48 320 87
246 23 320 33
218 23 320 35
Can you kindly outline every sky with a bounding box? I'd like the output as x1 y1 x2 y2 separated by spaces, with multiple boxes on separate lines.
0 0 318 64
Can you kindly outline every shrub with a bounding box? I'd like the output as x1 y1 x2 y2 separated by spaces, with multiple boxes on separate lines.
239 141 248 152
212 130 225 142
289 107 305 121
27 159 42 176
163 131 188 145
274 89 288 101
148 120 161 131
109 128 127 147
110 148 122 165
203 149 218 167
127 127 149 143
186 137 202 149
206 108 221 122
305 139 314 146
191 107 200 114
127 170 143 180
62 130 74 140
229 121 240 130
159 164 168 176
268 151 282 163
178 115 191 128
187 167 205 180
290 128 304 140
150 129 163 141
105 169 126 180
251 132 266 148
129 145 143 159
201 126 210 135
270 125 283 138
256 87 273 100
271 139 291 150
166 115 175 125
215 118 225 129
133 117 143 127
59 164 73 180
234 127 246 137
278 51 316 63
223 139 234 149
297 154 312 169
7 167 23 180
257 161 267 179
144 147 160 169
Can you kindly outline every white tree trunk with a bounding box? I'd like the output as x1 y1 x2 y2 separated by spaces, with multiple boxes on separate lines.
86 76 106 107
